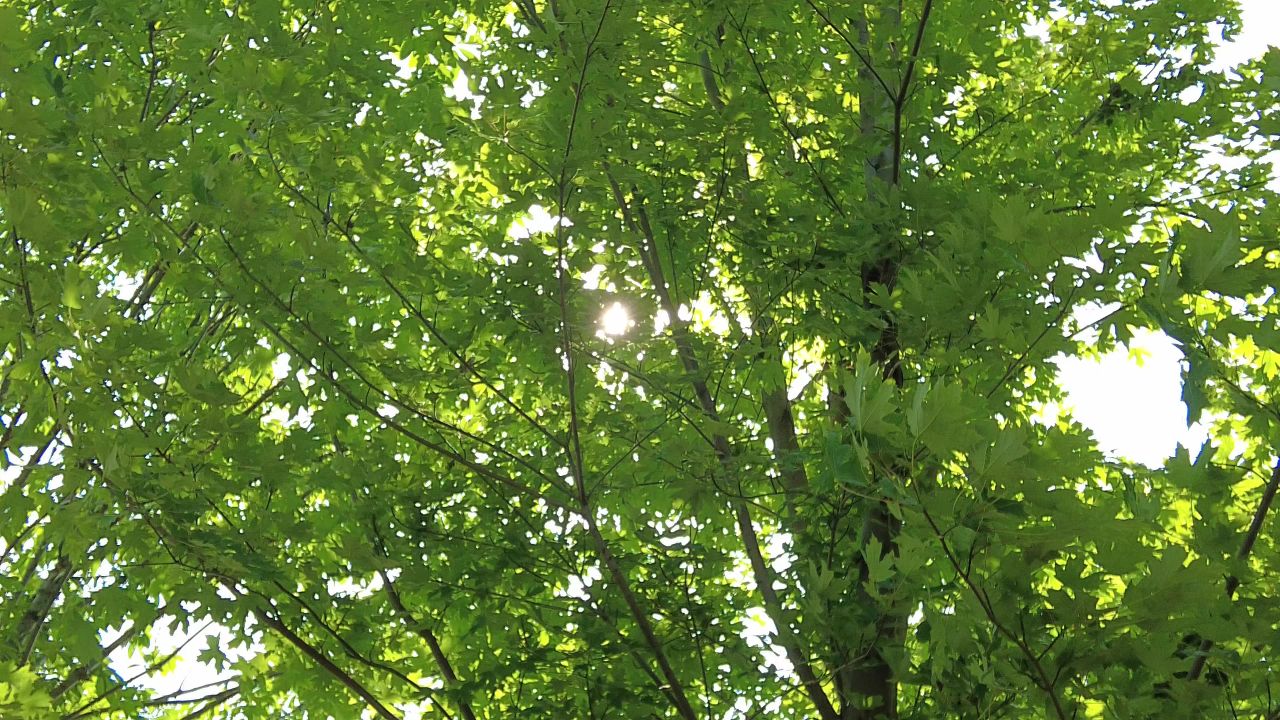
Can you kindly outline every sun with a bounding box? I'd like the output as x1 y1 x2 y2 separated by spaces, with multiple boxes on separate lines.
599 302 631 337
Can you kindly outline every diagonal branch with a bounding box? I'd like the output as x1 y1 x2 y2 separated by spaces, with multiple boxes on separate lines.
252 605 401 720
1186 458 1280 681
263 578 443 704
985 283 1079 398
606 177 839 720
172 687 241 720
50 615 154 699
802 0 894 99
101 156 572 512
918 502 1070 720
735 23 845 217
376 567 477 720
261 142 567 455
890 0 935 184
93 140 572 514
214 227 554 487
370 521 477 720
61 619 217 720
13 553 73 666
550 6 701 719
894 0 935 107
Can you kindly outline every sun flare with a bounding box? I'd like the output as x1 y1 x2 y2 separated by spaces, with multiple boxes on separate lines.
599 302 631 337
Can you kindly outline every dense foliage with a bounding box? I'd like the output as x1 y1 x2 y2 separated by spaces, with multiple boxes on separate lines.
2 0 1278 718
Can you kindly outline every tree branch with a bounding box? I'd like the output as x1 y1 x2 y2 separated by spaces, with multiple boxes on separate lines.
1187 458 1280 681
50 616 150 699
802 0 894 99
551 8 701 718
13 553 73 666
606 177 839 720
377 568 477 720
891 0 935 184
919 503 1070 720
252 605 401 720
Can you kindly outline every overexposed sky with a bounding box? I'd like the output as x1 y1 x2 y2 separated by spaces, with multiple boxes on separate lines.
1053 328 1209 467
1211 0 1279 70
1057 0 1276 468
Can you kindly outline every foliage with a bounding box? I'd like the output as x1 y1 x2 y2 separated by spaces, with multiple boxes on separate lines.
1 0 1278 718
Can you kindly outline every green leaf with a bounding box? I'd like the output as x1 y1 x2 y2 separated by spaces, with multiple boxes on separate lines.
4 3 1278 717
172 366 240 406
861 535 895 586
1177 220 1239 292
62 265 83 309
844 350 899 438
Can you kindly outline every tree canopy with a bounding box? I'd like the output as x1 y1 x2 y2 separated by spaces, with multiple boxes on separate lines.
1 0 1279 718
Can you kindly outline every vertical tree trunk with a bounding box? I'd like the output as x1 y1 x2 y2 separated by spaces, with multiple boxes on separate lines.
839 2 904 717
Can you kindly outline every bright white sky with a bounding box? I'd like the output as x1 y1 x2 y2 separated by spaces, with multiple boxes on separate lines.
1055 0 1278 468
2 1 1274 714
1052 325 1209 467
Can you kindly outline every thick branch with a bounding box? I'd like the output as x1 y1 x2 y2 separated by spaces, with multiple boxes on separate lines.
13 554 73 666
698 48 725 112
